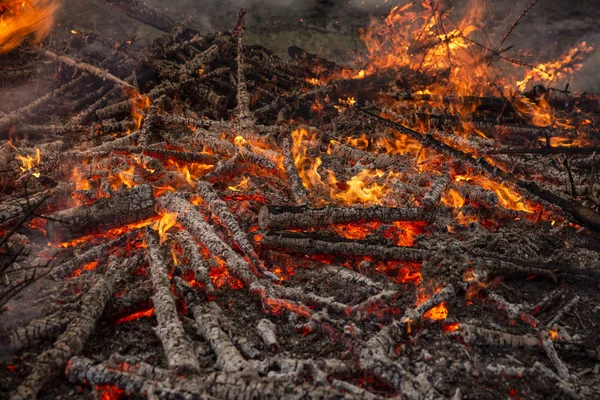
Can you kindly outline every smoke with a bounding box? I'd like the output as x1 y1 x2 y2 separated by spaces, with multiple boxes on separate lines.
59 0 600 92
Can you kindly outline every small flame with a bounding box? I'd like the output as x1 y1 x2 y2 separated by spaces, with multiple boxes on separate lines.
228 176 250 192
152 212 178 244
126 89 151 130
71 168 91 191
16 147 41 173
547 329 562 341
234 135 247 146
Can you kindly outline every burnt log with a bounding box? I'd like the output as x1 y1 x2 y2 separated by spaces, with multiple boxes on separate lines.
258 204 435 230
45 184 155 243
261 231 427 261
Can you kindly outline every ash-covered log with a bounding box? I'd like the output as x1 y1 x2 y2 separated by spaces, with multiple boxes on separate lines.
45 184 155 243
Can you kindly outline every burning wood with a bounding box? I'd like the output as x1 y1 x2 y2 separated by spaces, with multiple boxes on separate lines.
2 1 600 399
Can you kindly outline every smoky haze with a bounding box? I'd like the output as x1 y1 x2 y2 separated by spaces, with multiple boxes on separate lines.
56 0 600 92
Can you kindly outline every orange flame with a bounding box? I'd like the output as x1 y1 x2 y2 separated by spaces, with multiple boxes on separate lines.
71 167 91 191
455 175 535 213
0 0 60 54
152 212 178 244
16 147 41 173
441 188 465 208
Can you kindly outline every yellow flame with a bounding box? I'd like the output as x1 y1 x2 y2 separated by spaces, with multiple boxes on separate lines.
228 176 250 192
152 212 178 244
16 147 41 172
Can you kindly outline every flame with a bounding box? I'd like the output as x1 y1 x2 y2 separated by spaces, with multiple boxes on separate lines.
16 147 41 172
423 302 448 321
538 136 591 148
455 175 535 213
234 135 247 146
166 160 213 186
547 329 562 341
227 176 250 191
0 0 60 54
441 188 465 208
517 42 594 89
152 212 178 244
293 129 392 205
209 259 243 289
71 168 91 191
115 308 155 324
357 0 593 105
125 89 151 130
330 169 390 205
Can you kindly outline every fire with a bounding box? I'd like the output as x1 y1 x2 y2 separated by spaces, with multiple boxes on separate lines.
293 129 392 205
0 0 60 54
71 168 91 191
441 188 465 208
352 69 365 79
109 165 137 189
423 302 448 321
209 259 243 289
455 175 534 213
330 169 390 205
227 176 250 192
547 329 562 341
538 136 591 148
517 42 594 89
152 212 178 244
234 135 247 146
115 308 155 324
69 261 99 278
126 89 151 130
16 148 41 173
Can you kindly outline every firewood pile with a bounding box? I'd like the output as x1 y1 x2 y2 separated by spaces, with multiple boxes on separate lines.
1 1 600 399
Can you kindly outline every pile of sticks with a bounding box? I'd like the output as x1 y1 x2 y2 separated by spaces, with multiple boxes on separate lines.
1 3 600 400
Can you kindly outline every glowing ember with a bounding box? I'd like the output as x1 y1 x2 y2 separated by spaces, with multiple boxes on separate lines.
209 259 243 289
115 308 154 324
0 0 60 54
69 261 99 278
442 322 460 332
423 302 448 321
95 384 125 400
